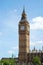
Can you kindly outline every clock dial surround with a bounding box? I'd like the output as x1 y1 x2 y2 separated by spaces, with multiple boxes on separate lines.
20 26 25 30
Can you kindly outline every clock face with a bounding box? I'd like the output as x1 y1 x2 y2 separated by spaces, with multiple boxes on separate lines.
20 26 25 30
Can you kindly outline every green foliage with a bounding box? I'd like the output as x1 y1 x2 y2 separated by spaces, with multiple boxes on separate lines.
32 56 41 65
9 58 15 65
0 59 9 65
0 56 15 65
1 58 15 65
3 62 9 65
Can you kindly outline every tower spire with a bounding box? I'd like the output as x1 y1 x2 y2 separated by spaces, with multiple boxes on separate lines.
23 6 25 14
21 7 27 20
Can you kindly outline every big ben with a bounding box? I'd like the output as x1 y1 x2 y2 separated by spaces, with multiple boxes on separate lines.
18 8 30 63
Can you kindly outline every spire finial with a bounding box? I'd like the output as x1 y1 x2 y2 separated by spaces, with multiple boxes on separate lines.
21 7 26 20
34 46 35 51
23 6 25 14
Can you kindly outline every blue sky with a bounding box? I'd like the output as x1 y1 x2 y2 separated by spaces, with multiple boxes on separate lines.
0 0 43 59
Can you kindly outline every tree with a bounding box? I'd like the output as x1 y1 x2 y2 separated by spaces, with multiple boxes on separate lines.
3 61 9 65
0 59 9 65
32 56 41 65
1 58 15 65
0 54 15 65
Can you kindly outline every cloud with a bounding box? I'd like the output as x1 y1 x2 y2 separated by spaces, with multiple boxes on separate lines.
30 16 43 30
32 16 43 22
8 50 15 55
30 41 35 46
30 40 43 46
8 46 18 55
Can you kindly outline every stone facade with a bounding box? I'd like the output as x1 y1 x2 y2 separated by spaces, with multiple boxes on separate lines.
27 50 43 63
19 8 30 63
18 8 43 64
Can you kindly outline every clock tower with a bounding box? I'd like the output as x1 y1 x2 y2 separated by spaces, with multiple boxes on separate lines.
18 8 30 63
